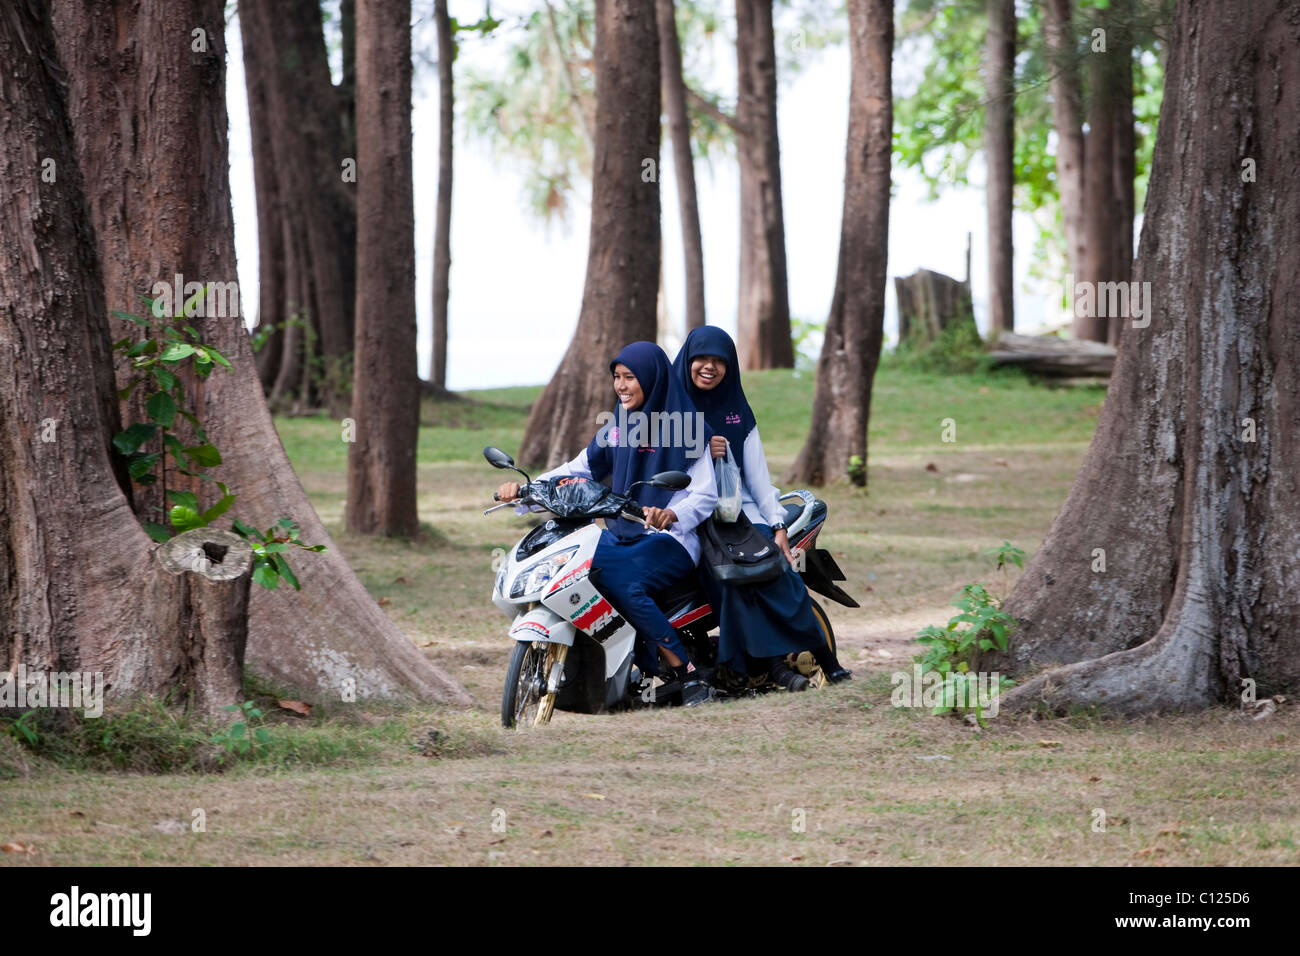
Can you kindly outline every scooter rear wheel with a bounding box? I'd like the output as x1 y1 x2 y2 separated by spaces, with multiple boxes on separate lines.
789 598 837 687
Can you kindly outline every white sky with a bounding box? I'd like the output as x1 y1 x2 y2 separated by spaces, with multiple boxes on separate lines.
226 3 1056 391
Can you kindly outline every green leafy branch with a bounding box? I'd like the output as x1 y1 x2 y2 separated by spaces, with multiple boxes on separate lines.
110 294 325 590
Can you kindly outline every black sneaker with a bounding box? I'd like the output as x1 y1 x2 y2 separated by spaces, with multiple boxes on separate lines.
824 666 853 684
769 660 810 692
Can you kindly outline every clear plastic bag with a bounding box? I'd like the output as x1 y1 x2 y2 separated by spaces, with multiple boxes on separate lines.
713 443 742 523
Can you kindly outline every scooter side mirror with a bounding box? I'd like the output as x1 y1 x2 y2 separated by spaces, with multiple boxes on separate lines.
483 447 516 469
650 470 691 491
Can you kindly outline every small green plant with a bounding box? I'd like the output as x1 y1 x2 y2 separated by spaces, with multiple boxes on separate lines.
912 541 1023 725
110 294 324 589
847 454 865 483
0 710 39 747
210 700 270 761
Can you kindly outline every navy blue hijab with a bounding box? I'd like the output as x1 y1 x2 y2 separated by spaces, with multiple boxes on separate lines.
586 341 707 537
672 327 757 478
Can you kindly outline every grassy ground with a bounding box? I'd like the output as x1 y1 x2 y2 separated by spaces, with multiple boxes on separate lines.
3 365 1297 866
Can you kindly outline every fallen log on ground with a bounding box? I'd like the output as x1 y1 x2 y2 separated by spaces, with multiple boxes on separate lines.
989 332 1116 378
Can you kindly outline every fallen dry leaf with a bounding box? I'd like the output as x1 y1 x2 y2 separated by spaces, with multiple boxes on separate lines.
993 458 1009 467
277 699 312 716
416 640 441 648
1157 824 1187 838
377 597 391 606
580 793 606 801
394 576 409 585
925 462 939 472
1038 740 1063 748
1088 776 1101 782
1 842 36 855
1134 845 1166 858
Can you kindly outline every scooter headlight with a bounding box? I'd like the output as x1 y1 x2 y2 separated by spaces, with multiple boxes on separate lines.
509 546 579 599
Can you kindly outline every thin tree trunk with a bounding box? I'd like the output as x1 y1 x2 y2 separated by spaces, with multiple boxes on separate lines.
996 0 1300 713
657 0 706 332
431 0 454 389
735 0 794 370
1043 0 1086 298
1077 4 1121 343
240 0 357 414
243 9 286 390
786 0 892 488
1107 2 1136 348
340 0 357 159
984 0 1015 334
347 0 420 536
50 0 468 704
518 0 661 469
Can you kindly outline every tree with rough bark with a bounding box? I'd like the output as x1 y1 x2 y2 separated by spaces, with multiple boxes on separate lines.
997 0 1300 714
517 0 661 469
431 0 455 389
41 0 467 705
657 0 706 333
785 0 892 488
984 0 1015 334
347 0 421 536
2 0 246 718
735 0 794 370
239 0 357 413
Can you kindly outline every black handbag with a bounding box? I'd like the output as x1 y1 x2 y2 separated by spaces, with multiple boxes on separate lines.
699 512 786 584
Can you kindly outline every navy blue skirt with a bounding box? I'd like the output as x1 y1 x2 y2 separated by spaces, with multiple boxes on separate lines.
699 522 826 676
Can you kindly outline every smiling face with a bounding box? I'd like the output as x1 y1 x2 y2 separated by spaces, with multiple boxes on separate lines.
690 355 727 391
612 363 645 411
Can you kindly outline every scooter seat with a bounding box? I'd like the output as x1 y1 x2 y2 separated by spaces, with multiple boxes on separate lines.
651 576 706 613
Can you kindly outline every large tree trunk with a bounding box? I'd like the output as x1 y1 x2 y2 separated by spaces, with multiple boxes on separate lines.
735 0 794 371
49 0 468 704
518 0 661 470
0 0 253 718
785 0 892 488
430 0 454 389
1043 0 1087 292
996 0 1300 713
984 0 1015 334
239 0 357 414
347 0 420 537
657 0 706 333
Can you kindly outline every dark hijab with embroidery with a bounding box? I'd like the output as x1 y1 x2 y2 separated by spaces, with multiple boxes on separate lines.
672 327 757 478
586 341 708 538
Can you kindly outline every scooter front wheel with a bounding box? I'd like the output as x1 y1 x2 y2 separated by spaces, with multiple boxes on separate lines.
502 641 549 729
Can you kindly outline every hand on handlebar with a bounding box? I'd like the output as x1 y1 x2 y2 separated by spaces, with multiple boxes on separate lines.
641 507 677 531
496 481 521 502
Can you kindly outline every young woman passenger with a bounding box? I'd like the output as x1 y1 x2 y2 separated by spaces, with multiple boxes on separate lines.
672 326 852 690
496 342 718 705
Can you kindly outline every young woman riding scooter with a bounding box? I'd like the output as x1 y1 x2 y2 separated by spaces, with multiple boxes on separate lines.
672 326 853 691
496 342 719 707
